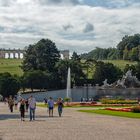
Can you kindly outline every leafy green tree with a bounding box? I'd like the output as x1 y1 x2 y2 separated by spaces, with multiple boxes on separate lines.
123 47 129 60
117 34 140 60
80 47 118 60
56 59 85 87
135 62 140 80
0 73 20 97
23 70 50 91
22 39 60 72
71 52 81 62
129 47 139 61
93 62 123 85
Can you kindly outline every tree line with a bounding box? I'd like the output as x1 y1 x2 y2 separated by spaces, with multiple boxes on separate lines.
81 34 140 61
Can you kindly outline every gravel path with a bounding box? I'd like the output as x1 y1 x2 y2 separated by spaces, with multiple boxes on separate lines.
0 103 140 140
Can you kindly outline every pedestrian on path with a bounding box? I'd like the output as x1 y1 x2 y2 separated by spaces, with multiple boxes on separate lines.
14 97 18 110
57 97 64 117
25 98 29 112
28 96 36 121
8 96 14 113
19 99 25 121
47 97 54 117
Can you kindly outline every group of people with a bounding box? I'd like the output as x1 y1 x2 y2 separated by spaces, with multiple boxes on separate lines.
6 96 64 121
47 97 64 117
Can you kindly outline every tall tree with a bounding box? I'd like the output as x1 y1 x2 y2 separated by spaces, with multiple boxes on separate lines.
0 73 20 97
93 62 122 85
71 52 81 62
22 39 60 72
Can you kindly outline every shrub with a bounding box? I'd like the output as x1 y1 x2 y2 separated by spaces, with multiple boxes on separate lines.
132 106 140 113
0 94 3 101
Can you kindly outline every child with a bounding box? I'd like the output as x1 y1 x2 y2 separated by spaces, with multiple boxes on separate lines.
20 99 25 121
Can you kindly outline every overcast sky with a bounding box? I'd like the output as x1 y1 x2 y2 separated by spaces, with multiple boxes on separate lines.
0 0 140 53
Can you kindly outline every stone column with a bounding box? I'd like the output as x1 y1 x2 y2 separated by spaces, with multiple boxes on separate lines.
18 53 20 59
13 53 16 59
8 53 10 59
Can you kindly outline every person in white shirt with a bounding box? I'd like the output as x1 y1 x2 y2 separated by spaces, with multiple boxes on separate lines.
47 97 54 117
28 95 36 121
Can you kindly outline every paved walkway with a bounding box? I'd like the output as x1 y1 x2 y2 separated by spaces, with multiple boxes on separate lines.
0 103 140 140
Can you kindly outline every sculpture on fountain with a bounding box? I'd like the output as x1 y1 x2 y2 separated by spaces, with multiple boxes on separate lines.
100 70 140 89
120 70 140 88
102 79 111 88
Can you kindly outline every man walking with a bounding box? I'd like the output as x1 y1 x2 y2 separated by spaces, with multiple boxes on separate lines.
28 96 36 121
48 97 54 117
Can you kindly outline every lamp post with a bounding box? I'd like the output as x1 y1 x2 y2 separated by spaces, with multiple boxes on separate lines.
84 82 89 102
86 83 89 102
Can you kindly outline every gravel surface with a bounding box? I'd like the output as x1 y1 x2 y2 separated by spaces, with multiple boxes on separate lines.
0 103 140 140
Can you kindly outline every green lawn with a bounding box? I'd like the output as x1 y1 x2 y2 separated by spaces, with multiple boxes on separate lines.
37 103 131 108
79 109 140 119
103 60 137 70
0 58 23 76
0 59 137 76
37 103 47 108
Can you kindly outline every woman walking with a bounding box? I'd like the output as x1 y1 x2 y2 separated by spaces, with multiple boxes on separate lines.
57 98 64 117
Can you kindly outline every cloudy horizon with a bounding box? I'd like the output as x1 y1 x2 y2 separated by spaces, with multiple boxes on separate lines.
0 0 140 54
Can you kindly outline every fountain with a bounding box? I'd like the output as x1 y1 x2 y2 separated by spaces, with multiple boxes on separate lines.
66 67 71 99
20 70 140 102
116 70 140 88
101 70 140 89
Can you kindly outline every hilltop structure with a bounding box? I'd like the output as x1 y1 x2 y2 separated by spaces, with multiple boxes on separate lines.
0 48 69 59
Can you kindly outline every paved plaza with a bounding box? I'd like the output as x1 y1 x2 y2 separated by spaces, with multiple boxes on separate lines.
0 103 140 140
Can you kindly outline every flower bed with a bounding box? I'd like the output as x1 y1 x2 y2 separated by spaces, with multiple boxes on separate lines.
105 107 132 112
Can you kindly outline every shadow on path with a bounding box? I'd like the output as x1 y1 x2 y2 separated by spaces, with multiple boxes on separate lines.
0 114 61 121
0 114 20 120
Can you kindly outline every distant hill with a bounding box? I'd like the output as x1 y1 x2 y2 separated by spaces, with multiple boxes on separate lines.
81 34 140 61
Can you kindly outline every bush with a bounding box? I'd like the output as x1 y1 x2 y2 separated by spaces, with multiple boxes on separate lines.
132 106 140 113
0 94 3 101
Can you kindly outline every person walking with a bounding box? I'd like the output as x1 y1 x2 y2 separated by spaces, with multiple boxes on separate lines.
8 96 14 113
19 99 25 121
25 98 29 112
57 98 64 117
14 97 18 110
47 97 54 117
28 96 36 121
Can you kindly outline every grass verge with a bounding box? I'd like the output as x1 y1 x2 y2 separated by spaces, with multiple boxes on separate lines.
78 109 140 119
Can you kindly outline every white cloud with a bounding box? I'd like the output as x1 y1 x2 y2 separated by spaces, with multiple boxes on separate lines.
0 0 140 53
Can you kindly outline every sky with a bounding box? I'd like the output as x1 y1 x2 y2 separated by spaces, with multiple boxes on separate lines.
0 0 140 54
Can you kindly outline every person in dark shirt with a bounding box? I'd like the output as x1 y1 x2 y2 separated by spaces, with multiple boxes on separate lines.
20 99 25 121
57 98 64 117
25 98 29 112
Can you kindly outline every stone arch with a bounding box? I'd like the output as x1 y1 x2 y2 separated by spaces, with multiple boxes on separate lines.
15 53 19 58
20 53 24 59
5 53 9 58
10 53 14 58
